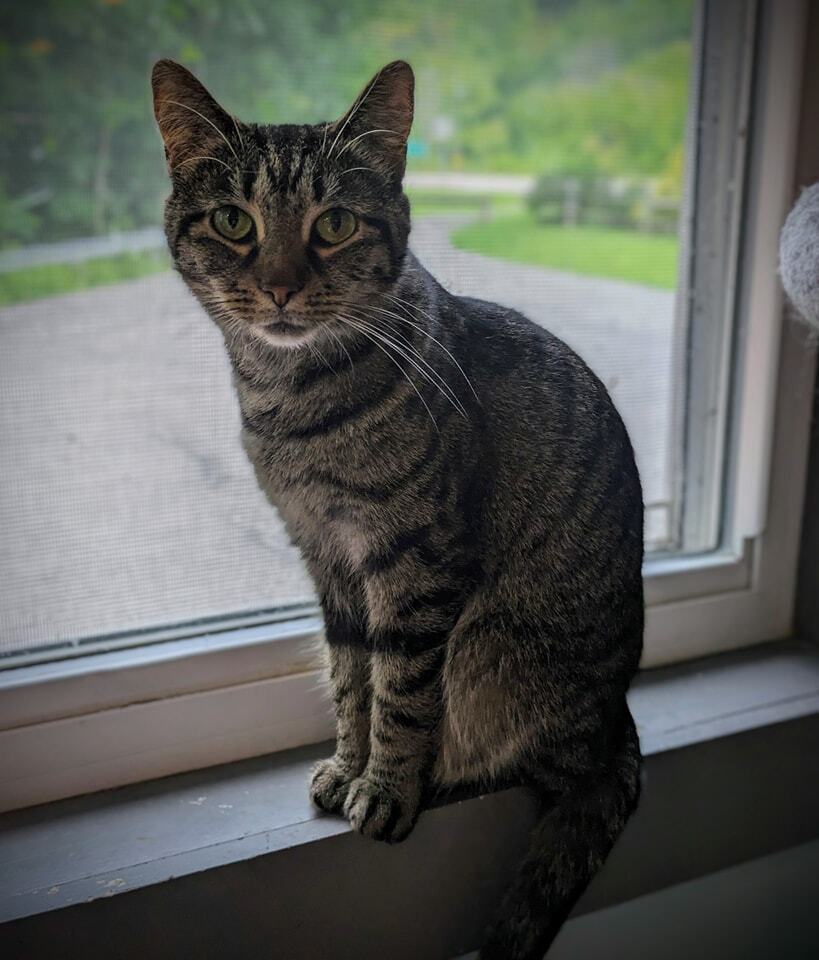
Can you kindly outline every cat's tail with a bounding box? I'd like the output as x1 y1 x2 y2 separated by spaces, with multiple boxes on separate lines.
479 708 642 960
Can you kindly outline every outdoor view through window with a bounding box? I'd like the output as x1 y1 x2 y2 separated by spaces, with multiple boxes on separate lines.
1 0 694 661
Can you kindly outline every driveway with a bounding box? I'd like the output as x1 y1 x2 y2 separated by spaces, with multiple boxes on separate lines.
0 216 677 656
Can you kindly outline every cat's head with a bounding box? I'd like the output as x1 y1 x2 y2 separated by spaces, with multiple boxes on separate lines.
152 59 414 349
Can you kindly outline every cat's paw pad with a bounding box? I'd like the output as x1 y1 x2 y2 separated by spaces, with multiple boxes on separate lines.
309 758 353 814
343 777 419 843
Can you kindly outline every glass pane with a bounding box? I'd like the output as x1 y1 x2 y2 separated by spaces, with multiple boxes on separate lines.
0 0 695 662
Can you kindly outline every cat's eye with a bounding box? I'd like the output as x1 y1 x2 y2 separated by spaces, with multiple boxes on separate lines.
212 205 253 242
314 208 357 245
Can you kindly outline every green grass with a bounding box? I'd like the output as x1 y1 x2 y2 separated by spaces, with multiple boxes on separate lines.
0 249 171 307
0 211 678 306
407 190 525 218
452 215 679 288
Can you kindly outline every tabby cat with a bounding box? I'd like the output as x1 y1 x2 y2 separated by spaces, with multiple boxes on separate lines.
152 58 644 960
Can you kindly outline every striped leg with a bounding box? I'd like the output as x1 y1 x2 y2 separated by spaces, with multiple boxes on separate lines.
342 521 475 842
310 613 372 814
343 646 443 843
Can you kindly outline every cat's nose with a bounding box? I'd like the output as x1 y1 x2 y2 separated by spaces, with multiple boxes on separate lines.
264 283 302 308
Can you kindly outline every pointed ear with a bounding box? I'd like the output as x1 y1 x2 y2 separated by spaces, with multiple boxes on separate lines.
330 61 414 179
151 59 236 173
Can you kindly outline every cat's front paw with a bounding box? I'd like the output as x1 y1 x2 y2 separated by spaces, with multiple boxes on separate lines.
343 777 420 844
309 758 355 814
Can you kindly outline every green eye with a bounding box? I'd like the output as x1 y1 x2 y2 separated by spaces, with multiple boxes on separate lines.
212 205 253 241
314 208 357 245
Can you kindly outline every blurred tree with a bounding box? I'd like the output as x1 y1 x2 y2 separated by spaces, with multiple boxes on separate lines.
0 0 692 247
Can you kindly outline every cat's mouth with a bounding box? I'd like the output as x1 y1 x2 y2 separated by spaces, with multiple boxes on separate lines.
253 316 315 347
262 318 305 335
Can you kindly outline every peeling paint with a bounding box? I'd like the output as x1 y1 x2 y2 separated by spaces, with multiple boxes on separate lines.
188 796 208 805
46 886 59 895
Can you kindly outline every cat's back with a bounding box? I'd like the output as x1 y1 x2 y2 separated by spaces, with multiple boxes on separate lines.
451 291 637 476
446 289 643 583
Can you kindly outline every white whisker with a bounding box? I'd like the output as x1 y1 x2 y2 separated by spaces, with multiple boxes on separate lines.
383 292 481 402
341 301 469 419
327 68 385 159
310 338 336 375
337 166 376 178
335 314 438 431
335 128 400 160
176 155 234 173
322 322 355 372
342 309 467 420
229 114 245 154
157 98 240 165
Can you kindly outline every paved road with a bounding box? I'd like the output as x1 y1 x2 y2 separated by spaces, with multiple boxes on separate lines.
0 217 676 656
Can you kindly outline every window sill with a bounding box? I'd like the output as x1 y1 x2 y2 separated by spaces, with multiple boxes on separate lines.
1 641 818 958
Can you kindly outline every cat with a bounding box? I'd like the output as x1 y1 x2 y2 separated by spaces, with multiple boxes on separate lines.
152 58 644 960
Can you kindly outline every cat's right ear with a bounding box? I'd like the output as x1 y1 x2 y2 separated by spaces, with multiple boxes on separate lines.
151 60 236 174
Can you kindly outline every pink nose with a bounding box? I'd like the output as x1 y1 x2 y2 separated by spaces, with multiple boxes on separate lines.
267 284 300 308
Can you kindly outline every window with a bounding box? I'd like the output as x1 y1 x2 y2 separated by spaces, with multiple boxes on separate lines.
0 0 814 811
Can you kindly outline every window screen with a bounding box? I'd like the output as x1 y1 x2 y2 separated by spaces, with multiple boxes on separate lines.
0 0 694 662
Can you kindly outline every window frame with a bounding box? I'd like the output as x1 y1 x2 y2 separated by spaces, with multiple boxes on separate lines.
0 0 815 813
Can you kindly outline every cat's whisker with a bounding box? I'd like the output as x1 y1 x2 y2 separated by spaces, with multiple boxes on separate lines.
334 314 439 431
321 322 356 373
352 314 469 421
327 68 385 158
372 302 475 404
176 155 235 173
310 338 337 375
335 127 401 160
337 166 376 178
341 309 467 420
156 98 241 165
382 293 481 402
340 301 469 419
343 302 414 347
229 114 245 154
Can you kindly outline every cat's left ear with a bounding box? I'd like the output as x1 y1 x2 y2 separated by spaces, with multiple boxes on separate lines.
330 61 414 180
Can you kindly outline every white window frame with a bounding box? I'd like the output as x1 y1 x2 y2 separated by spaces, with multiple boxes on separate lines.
0 0 815 814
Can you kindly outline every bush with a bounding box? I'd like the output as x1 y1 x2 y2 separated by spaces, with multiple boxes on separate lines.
527 174 678 234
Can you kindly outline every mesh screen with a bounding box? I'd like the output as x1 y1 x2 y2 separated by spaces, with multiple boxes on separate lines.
0 0 693 658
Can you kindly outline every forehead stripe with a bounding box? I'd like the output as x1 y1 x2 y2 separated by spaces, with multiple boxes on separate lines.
313 173 324 203
287 151 307 194
242 166 256 200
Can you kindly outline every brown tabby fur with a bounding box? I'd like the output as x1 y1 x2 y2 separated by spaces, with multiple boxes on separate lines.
153 58 643 959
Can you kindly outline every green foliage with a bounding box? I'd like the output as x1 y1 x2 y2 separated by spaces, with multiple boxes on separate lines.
452 215 679 288
527 174 679 233
0 0 693 247
0 249 170 306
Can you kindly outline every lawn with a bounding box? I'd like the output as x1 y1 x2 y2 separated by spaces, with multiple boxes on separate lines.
451 215 679 289
0 211 679 307
0 249 171 307
407 190 524 218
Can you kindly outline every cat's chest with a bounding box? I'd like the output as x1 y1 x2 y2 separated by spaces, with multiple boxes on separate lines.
237 401 384 569
272 475 378 570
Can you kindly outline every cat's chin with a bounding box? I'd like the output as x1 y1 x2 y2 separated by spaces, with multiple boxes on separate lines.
252 321 317 350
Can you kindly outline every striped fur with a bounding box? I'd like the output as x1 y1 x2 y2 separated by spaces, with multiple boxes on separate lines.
153 58 644 959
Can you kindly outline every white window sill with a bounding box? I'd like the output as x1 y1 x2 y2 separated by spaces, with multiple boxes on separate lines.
1 640 818 958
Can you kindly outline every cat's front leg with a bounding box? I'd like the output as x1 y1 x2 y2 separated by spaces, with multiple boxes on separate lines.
344 645 443 844
310 636 371 814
